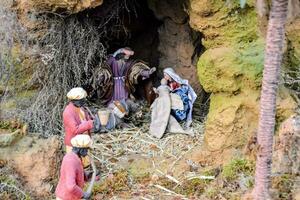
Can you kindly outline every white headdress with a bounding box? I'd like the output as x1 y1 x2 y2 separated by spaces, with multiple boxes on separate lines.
67 87 87 100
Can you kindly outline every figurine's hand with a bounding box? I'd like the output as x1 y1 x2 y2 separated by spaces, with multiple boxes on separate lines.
149 67 156 75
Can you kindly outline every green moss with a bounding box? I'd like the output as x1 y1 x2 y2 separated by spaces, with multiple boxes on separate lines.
93 170 130 196
245 177 254 188
203 91 259 151
233 39 265 89
0 100 17 110
0 175 17 185
271 174 295 200
0 90 36 111
197 39 264 93
204 186 219 199
0 120 22 132
206 90 259 126
156 176 211 197
0 173 31 200
198 47 242 93
177 178 209 196
0 121 11 130
199 0 259 48
202 167 219 177
128 158 153 179
221 158 255 181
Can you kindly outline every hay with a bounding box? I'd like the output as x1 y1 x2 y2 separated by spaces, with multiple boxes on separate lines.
90 113 205 199
91 106 205 178
0 166 31 200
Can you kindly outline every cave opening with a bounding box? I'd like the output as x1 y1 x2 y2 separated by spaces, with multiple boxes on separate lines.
75 0 209 121
78 0 161 68
0 0 209 137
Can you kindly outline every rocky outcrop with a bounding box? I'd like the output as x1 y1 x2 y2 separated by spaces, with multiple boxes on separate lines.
273 115 300 174
0 134 62 197
16 0 103 14
189 0 258 48
148 0 204 95
189 0 298 161
284 6 300 94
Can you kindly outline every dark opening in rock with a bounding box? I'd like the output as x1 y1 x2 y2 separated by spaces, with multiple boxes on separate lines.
80 0 209 120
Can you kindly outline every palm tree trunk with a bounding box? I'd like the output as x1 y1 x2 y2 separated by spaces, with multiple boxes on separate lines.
252 0 288 199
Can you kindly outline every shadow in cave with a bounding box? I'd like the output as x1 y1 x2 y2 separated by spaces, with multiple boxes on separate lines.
85 0 162 68
78 0 210 121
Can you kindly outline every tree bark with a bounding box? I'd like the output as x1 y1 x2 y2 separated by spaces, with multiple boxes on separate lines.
252 0 288 199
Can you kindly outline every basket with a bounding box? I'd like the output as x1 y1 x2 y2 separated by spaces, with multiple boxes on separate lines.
97 109 110 126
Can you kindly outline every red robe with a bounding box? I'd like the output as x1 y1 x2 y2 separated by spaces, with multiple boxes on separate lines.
55 152 85 200
63 102 93 146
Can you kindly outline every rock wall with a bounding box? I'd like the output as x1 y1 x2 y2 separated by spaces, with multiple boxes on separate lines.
148 0 204 94
16 0 103 14
284 0 300 95
273 115 300 175
189 0 298 162
0 133 62 197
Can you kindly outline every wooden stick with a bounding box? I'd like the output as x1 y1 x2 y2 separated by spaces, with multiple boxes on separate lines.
86 156 97 194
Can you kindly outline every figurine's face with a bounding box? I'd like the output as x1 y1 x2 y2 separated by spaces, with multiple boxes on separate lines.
164 73 171 81
123 49 134 60
124 54 130 60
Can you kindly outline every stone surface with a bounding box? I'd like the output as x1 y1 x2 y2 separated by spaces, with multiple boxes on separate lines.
0 135 62 197
147 0 188 24
16 0 103 14
198 42 264 93
203 90 259 152
191 0 298 162
189 0 258 48
147 0 205 98
273 115 300 175
157 18 203 94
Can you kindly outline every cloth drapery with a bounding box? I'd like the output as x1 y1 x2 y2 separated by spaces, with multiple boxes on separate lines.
163 68 197 122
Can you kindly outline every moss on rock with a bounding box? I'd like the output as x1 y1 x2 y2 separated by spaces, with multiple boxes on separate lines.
190 0 297 160
128 158 153 179
197 38 265 152
204 90 259 151
189 0 258 48
17 0 103 14
197 39 264 93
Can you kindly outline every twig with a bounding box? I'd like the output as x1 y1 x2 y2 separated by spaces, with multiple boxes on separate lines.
86 156 97 194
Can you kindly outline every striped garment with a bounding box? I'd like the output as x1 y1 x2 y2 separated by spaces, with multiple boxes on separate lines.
107 56 133 102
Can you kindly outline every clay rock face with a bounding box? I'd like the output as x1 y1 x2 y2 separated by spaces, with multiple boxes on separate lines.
16 0 103 14
148 0 204 95
273 115 300 174
0 135 62 197
191 0 297 161
192 1 263 155
158 19 202 93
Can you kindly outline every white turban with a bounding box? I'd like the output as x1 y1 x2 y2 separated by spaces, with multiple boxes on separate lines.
71 134 92 148
67 87 87 100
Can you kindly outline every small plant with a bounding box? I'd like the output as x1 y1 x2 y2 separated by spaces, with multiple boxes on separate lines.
221 158 255 181
0 172 30 200
272 174 295 200
204 186 218 199
93 170 130 196
178 178 209 196
0 121 11 129
154 176 212 197
0 120 23 133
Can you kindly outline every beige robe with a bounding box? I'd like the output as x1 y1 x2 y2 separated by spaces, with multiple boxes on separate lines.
150 85 193 138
